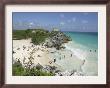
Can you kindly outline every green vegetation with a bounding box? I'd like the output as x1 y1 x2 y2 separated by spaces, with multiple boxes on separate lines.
49 30 59 37
12 61 55 76
13 29 50 45
13 28 71 45
12 29 72 76
12 61 24 76
31 29 50 45
13 30 26 40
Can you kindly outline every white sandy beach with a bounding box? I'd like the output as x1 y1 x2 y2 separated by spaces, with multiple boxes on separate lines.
13 39 84 74
13 39 56 66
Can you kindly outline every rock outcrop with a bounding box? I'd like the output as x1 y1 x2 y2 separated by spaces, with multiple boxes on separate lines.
44 31 71 50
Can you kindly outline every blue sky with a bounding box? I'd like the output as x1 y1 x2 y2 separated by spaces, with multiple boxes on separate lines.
13 12 98 32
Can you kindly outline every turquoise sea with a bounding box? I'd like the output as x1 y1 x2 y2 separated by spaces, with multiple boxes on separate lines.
64 32 98 76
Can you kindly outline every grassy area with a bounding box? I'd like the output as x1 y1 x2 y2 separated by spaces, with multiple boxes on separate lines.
13 29 50 45
12 61 55 76
13 30 26 40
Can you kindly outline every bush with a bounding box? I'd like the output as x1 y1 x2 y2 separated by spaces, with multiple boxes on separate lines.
31 35 46 45
13 29 50 45
13 30 26 40
12 61 55 76
12 61 24 76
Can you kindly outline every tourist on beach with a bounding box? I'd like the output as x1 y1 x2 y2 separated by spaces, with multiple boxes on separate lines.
17 48 20 50
27 49 29 51
49 61 52 64
13 51 16 54
59 57 61 60
90 50 92 52
23 57 26 64
82 59 85 65
71 54 72 57
31 44 34 47
23 45 26 50
54 59 56 62
17 59 20 63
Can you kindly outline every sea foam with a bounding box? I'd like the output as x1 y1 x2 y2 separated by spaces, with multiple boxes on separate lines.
64 41 87 60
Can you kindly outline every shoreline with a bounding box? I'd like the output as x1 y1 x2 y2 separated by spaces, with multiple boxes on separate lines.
13 39 86 76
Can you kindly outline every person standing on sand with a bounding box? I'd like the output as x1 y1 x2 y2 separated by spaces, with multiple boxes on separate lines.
82 59 85 65
71 54 72 57
64 55 65 58
54 59 56 62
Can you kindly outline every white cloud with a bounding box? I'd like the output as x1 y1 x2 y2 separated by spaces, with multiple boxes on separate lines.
28 22 34 28
60 14 64 18
82 20 88 24
60 22 65 26
72 17 76 22
67 20 71 23
29 22 34 25
29 25 32 28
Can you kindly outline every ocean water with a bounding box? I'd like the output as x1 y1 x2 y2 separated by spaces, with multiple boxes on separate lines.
64 32 98 76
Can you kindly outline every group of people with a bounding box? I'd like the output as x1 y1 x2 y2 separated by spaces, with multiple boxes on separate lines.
90 50 97 52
